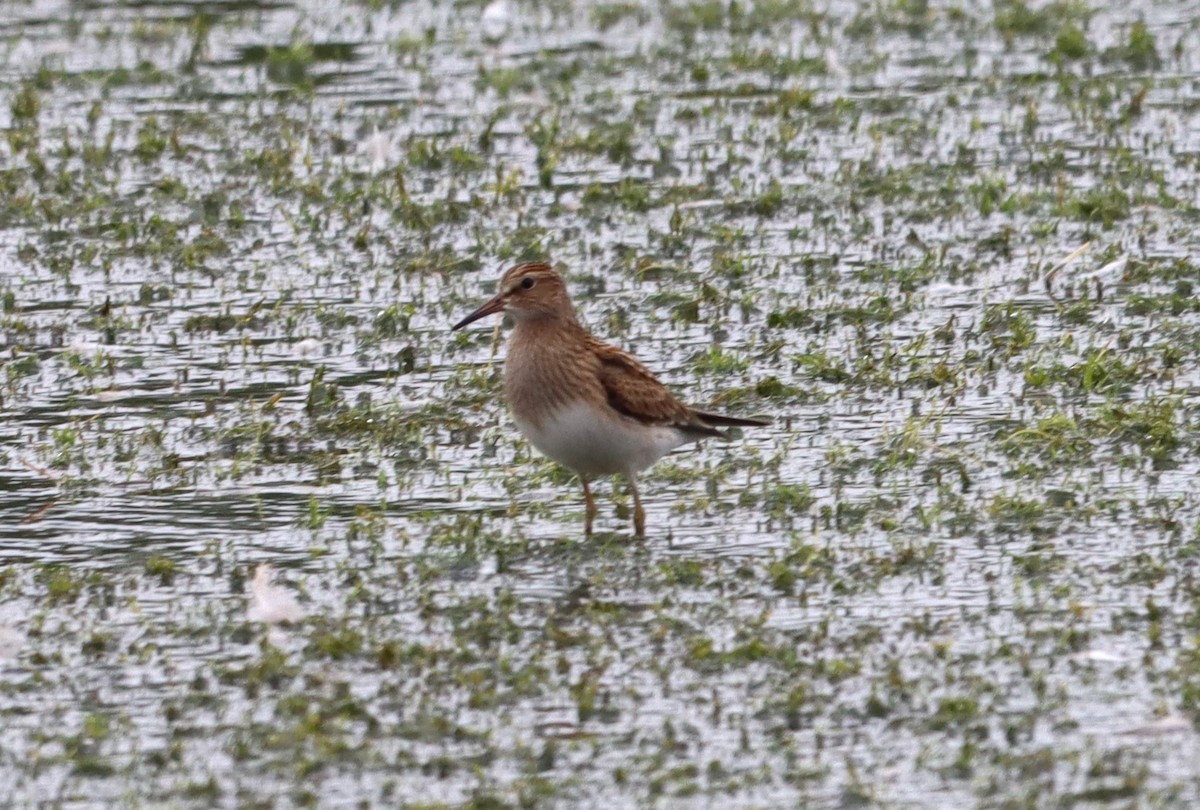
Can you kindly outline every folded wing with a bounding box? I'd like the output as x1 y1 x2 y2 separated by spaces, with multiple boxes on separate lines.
591 338 727 439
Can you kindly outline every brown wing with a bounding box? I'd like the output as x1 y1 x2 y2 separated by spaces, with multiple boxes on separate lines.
589 338 723 438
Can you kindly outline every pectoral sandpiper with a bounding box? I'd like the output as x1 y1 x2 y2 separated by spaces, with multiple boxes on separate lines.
453 261 768 537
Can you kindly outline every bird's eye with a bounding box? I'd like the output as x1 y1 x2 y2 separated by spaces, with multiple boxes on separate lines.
520 277 535 289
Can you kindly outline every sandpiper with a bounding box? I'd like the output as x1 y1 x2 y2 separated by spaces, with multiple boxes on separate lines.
453 261 768 537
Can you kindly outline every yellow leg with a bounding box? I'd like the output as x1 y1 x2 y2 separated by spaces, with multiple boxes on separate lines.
582 478 596 537
629 474 645 538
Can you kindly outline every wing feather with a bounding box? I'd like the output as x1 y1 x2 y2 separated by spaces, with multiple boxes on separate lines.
589 338 723 438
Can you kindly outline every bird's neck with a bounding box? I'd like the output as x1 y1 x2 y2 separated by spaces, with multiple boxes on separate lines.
505 315 591 424
509 310 580 341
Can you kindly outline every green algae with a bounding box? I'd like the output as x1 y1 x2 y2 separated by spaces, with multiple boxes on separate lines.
0 0 1199 807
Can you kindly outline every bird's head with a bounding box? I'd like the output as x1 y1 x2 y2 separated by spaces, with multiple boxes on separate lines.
452 261 573 330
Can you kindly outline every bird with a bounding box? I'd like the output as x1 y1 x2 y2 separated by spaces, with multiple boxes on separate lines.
452 261 769 538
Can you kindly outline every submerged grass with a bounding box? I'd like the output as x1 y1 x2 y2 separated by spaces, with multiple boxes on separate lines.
0 0 1198 807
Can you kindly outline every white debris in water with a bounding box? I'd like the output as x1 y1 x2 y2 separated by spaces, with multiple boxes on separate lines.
292 338 323 359
362 125 394 172
247 565 305 625
1079 255 1128 284
1070 649 1129 664
0 623 21 661
824 47 848 80
1119 716 1192 737
481 0 513 43
66 340 105 356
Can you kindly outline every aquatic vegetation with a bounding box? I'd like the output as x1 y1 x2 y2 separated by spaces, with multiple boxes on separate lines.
0 0 1197 806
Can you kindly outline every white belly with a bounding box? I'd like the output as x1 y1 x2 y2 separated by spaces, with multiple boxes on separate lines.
513 400 688 476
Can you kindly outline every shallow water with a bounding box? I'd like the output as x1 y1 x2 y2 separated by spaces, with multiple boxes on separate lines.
2 0 1200 806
